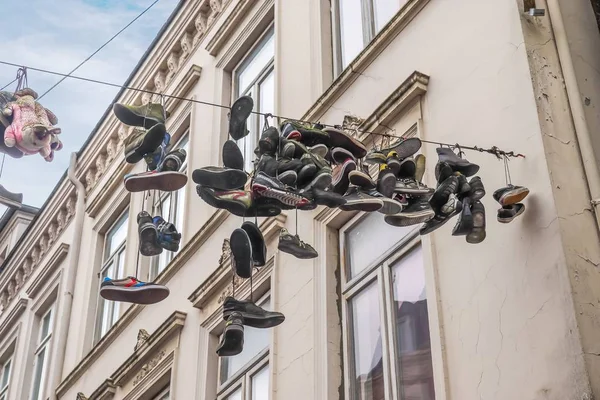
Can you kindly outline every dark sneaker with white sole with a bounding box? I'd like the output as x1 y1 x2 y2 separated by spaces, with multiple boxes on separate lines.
420 194 463 235
229 96 254 140
160 149 186 172
377 165 396 198
278 170 298 186
386 151 401 176
467 176 485 201
153 216 181 252
230 228 253 278
332 159 357 195
124 123 167 164
258 126 280 155
192 166 247 190
301 170 333 191
196 186 252 216
278 228 318 259
467 200 486 244
452 197 474 236
252 172 309 207
394 178 434 196
331 147 356 165
100 277 169 304
241 221 267 267
497 203 525 223
300 187 347 208
223 140 245 170
297 163 317 187
429 175 459 211
144 132 171 171
322 127 367 158
124 170 187 192
493 185 529 206
436 147 480 177
217 312 244 357
339 186 384 212
349 169 376 190
384 198 434 227
222 296 285 328
281 120 330 147
364 189 403 215
138 211 161 256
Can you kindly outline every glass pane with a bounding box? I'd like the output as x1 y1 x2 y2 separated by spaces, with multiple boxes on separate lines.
345 213 412 279
259 70 275 131
221 298 271 383
106 213 129 259
100 299 112 337
175 187 186 243
251 365 270 400
1 360 10 388
226 388 242 400
391 247 435 400
237 31 275 94
31 349 46 400
351 283 384 400
116 250 125 279
40 310 52 340
339 0 365 68
373 0 403 31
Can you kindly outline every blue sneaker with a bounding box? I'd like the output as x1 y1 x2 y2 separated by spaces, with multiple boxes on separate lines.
144 132 171 171
153 216 181 252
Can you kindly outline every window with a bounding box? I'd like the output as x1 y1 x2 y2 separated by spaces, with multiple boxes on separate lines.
334 0 406 72
218 294 271 400
152 386 170 400
341 213 435 400
96 211 129 341
0 357 11 400
30 307 53 400
151 135 189 278
233 27 275 171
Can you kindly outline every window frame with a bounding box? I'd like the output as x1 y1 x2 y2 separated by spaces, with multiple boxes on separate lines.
0 357 11 400
95 211 129 342
339 212 432 400
152 385 171 400
30 306 54 400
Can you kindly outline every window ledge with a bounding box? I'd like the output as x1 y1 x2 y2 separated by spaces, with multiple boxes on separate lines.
303 0 430 122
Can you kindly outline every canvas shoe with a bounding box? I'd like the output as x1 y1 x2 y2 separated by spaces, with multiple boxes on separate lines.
301 169 333 191
363 189 403 215
493 185 529 206
365 149 387 165
153 216 181 252
241 221 267 267
196 186 252 216
322 127 367 158
0 184 23 208
380 137 422 159
277 157 304 174
455 173 471 199
279 139 297 159
230 228 253 278
222 296 285 328
397 157 417 179
160 148 187 172
420 194 463 235
435 161 454 184
278 170 298 186
297 163 318 187
452 197 474 236
137 211 162 256
394 178 434 196
349 169 376 190
300 187 346 208
124 170 187 192
386 151 402 176
280 120 330 147
436 147 480 177
377 165 396 198
332 159 357 195
414 154 426 183
124 123 167 164
255 154 279 177
216 312 244 357
497 203 525 223
467 176 486 201
331 147 356 165
113 102 169 129
309 144 328 159
384 197 435 227
144 132 171 171
229 96 254 140
223 140 244 171
466 200 486 244
244 196 283 218
277 228 318 259
192 166 247 190
429 175 459 212
252 172 309 207
339 186 384 212
100 276 169 304
258 126 280 155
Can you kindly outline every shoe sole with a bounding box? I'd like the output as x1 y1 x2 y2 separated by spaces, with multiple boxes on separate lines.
100 285 169 305
365 153 387 165
388 137 422 159
278 171 298 186
331 147 356 164
125 171 187 192
309 144 328 158
393 186 433 196
332 160 356 195
385 209 435 227
420 205 462 235
497 205 525 223
196 186 249 216
192 168 247 190
223 140 244 170
241 221 266 267
415 154 426 183
349 171 375 189
229 96 254 140
398 159 416 178
139 223 162 256
466 206 486 243
377 198 403 215
297 164 318 186
125 124 167 164
303 172 333 191
451 205 474 236
113 103 162 130
323 128 367 158
252 183 307 207
216 325 244 356
230 229 252 278
378 173 396 198
222 310 285 328
499 188 529 206
340 199 383 212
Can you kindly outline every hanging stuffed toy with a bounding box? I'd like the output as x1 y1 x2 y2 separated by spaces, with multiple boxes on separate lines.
2 88 61 162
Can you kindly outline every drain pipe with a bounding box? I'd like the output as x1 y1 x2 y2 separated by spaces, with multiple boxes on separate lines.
544 0 600 228
49 152 86 400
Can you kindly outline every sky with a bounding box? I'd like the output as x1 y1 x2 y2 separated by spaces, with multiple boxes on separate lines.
0 0 178 210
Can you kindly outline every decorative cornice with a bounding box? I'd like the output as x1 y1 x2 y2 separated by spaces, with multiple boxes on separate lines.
206 0 255 56
0 298 26 339
303 0 430 122
25 243 69 298
88 379 117 400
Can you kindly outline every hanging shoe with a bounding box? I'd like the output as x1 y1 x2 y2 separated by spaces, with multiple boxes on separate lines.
420 194 463 235
434 161 454 184
230 228 253 278
276 157 304 174
332 158 357 195
160 148 187 172
414 154 426 183
222 296 285 328
429 175 459 212
113 103 169 129
349 169 376 190
124 170 187 192
252 172 309 207
192 166 247 190
309 144 328 159
0 184 23 208
229 96 254 140
497 203 525 223
301 168 333 191
455 173 471 199
380 137 422 159
223 139 244 171
363 188 403 215
384 197 434 227
278 170 298 186
124 124 167 164
330 147 356 165
217 312 244 357
365 149 387 165
467 176 486 201
258 126 280 155
322 127 367 158
386 151 401 176
493 185 529 206
394 178 433 196
300 187 346 208
138 211 162 256
280 120 330 147
245 196 283 217
241 221 267 267
451 197 474 236
153 216 181 252
196 186 252 216
377 165 396 198
278 228 318 259
397 157 417 179
339 186 383 212
466 200 486 244
144 132 171 171
279 139 296 159
436 147 480 177
100 276 169 304
297 163 318 187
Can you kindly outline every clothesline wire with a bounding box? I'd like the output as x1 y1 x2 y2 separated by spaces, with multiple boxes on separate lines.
0 59 526 159
37 0 162 100
0 78 17 91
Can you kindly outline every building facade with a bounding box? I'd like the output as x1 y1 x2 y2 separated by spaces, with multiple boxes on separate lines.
1 0 600 399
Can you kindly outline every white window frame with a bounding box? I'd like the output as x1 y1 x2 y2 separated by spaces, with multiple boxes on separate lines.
339 213 435 400
217 293 271 400
30 306 54 400
232 25 275 172
152 385 171 400
95 211 129 342
0 357 11 400
150 133 189 279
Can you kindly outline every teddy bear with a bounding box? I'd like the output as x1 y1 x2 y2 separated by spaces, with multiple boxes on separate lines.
2 88 61 162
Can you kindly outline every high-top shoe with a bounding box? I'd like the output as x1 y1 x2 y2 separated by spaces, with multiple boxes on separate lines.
278 228 318 259
137 211 161 256
436 147 479 177
216 312 244 356
222 296 285 328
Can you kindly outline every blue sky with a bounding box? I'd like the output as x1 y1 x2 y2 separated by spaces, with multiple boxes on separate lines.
0 0 178 209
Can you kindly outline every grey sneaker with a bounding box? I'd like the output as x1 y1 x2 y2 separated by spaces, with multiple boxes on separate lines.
277 228 318 259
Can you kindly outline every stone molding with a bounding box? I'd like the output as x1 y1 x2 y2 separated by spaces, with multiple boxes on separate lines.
0 298 26 340
206 0 256 56
25 243 69 299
